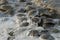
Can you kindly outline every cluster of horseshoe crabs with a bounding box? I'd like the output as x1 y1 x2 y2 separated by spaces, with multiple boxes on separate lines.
14 0 60 40
0 0 60 40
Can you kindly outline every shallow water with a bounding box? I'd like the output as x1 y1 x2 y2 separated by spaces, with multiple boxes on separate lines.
0 0 60 40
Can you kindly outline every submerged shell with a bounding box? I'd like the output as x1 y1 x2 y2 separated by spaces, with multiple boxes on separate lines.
0 0 8 4
41 30 48 33
43 18 55 29
38 8 58 18
31 17 39 23
25 2 32 6
0 5 14 16
7 36 15 40
39 34 55 40
18 8 27 13
50 28 59 33
18 0 26 2
20 22 29 27
28 30 40 37
0 5 12 11
16 13 26 17
25 5 35 11
15 14 27 24
8 31 14 36
43 18 54 23
38 18 43 27
27 10 36 16
31 0 42 6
